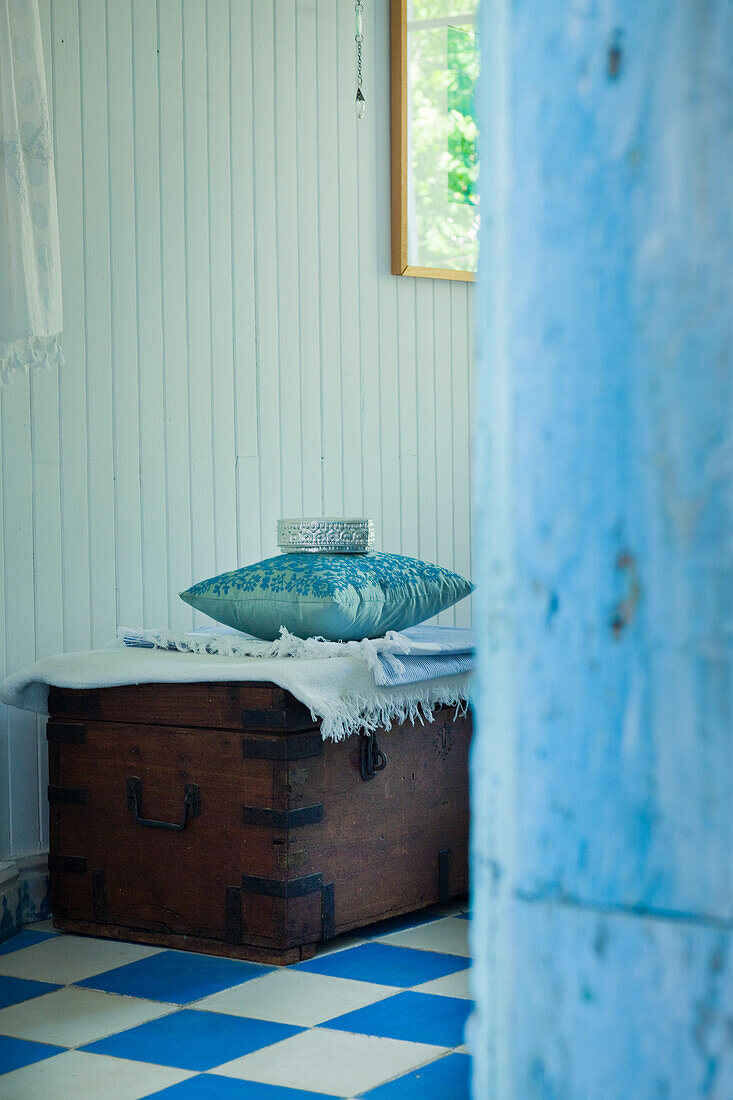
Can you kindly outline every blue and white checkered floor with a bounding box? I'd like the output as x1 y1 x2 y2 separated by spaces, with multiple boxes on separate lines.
0 903 471 1098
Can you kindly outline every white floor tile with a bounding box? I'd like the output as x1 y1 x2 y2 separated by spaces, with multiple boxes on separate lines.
0 985 176 1047
436 901 469 917
0 934 163 984
23 919 57 934
0 1050 195 1100
212 1027 446 1096
412 968 472 999
376 916 470 957
196 970 397 1027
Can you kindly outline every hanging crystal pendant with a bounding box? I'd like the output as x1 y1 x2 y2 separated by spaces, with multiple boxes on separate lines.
355 0 365 119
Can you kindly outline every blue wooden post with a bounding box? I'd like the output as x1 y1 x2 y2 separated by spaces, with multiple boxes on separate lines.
471 2 733 1097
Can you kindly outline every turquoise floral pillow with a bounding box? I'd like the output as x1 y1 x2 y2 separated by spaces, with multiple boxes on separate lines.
180 552 472 642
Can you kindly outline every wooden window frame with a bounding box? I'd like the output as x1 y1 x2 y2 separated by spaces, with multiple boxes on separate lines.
390 0 476 282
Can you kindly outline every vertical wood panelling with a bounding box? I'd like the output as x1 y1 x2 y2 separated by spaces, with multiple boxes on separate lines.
397 281 419 559
229 0 260 572
133 0 169 626
206 0 238 579
451 285 472 628
31 2 58 853
434 283 455 625
182 0 216 608
295 1 323 518
107 0 144 630
416 282 437 564
251 0 282 561
30 365 62 845
374 0 400 560
274 0 301 523
356 0 383 543
78 0 116 647
53 0 91 650
336 0 364 517
0 405 8 858
157 0 192 630
315 0 344 519
1 381 38 854
0 0 473 861
274 0 304 523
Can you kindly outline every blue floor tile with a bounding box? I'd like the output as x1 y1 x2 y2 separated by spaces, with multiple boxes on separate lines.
360 1052 471 1099
0 974 60 1010
146 1074 334 1098
0 930 57 957
81 1008 303 1072
75 949 273 1004
295 943 467 987
0 1035 62 1075
324 991 471 1048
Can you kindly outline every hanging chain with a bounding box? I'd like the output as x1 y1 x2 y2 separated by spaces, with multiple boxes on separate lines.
355 0 365 117
355 0 363 88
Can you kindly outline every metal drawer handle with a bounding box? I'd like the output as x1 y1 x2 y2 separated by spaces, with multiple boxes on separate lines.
126 776 200 831
360 732 387 781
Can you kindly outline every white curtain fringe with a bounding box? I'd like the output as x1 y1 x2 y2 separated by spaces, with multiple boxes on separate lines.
1 0 63 384
0 334 63 384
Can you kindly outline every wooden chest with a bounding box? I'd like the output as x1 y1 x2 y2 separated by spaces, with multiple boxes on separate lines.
46 681 471 964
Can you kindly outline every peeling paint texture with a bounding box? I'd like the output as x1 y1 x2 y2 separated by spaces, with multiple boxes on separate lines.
471 2 733 1097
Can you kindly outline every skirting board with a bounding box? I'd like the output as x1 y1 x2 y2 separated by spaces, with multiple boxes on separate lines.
0 851 50 943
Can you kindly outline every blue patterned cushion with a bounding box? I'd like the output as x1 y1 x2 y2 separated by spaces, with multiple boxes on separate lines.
179 552 472 641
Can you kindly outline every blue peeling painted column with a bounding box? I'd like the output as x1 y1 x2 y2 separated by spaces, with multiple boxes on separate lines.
471 2 733 1097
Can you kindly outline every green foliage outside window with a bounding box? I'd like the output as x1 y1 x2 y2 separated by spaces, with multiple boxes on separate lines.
447 27 479 209
408 8 479 270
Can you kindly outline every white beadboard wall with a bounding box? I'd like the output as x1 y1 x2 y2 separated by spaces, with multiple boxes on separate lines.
0 0 474 862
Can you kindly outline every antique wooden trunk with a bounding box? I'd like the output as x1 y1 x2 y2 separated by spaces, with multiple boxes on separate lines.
46 681 471 964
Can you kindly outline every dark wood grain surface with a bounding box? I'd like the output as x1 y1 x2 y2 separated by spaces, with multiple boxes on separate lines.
48 682 471 963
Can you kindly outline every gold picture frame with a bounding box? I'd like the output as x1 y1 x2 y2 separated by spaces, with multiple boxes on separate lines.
390 0 479 281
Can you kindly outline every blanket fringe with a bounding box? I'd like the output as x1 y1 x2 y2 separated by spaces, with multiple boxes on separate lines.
117 626 329 660
116 626 471 742
313 681 470 742
116 625 438 671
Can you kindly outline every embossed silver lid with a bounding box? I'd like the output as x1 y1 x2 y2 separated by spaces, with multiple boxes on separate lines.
277 517 375 554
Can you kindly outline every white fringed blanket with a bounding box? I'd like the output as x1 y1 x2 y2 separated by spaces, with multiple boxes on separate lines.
0 627 474 742
119 624 476 687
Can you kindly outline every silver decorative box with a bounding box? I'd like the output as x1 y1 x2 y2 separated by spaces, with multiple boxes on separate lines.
277 517 375 554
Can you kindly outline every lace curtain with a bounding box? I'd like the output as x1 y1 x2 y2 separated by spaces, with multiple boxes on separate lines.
0 0 62 384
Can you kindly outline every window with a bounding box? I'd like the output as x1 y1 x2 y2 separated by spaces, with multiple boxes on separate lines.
391 0 480 279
